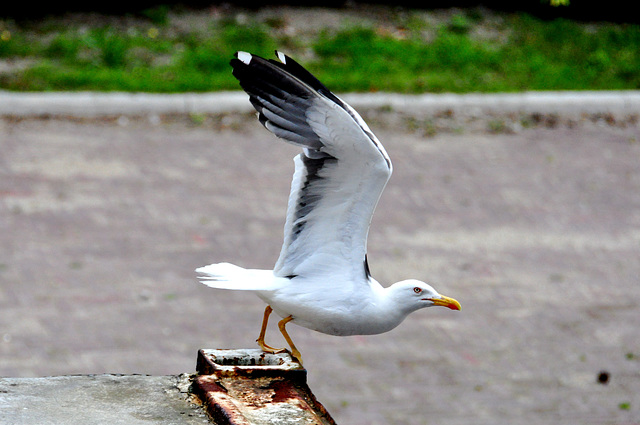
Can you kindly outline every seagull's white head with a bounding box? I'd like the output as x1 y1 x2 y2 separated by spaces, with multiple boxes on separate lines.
389 279 461 314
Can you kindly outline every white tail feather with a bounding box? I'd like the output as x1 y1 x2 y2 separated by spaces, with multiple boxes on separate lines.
196 262 284 291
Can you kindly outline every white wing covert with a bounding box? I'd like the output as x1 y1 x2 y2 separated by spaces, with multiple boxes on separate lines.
230 51 392 282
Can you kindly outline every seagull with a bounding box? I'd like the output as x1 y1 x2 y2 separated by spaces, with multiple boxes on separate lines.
197 51 461 363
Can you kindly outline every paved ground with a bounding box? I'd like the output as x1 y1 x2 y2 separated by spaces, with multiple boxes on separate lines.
1 112 639 425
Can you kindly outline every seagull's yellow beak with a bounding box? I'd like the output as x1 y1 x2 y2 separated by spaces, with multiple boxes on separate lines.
430 295 461 311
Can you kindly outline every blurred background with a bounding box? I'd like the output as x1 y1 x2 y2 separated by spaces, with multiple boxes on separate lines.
1 2 639 425
1 1 640 93
2 0 640 23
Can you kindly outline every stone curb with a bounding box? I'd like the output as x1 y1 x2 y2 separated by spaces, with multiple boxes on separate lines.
1 90 640 118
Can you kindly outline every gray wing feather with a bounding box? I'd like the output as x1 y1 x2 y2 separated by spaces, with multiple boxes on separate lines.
231 51 392 282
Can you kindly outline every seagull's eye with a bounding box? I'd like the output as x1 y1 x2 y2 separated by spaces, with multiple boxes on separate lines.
413 287 422 294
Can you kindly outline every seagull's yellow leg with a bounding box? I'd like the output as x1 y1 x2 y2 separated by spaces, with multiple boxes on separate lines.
278 316 302 364
256 305 286 354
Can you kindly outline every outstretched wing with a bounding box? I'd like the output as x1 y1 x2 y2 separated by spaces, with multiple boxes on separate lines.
230 51 392 281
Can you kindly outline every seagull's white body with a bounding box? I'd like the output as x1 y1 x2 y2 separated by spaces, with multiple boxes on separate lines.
200 263 413 336
197 52 460 354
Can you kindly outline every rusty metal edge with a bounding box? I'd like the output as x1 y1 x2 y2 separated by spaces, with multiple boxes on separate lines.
196 349 308 383
192 373 338 425
298 383 338 425
193 349 338 425
191 375 252 425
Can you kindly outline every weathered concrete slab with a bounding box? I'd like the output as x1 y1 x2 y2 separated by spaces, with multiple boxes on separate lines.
0 374 209 425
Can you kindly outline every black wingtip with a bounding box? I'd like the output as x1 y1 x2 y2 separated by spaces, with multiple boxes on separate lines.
364 254 372 278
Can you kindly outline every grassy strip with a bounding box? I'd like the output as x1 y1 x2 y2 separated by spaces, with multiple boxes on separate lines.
1 8 639 93
311 16 640 92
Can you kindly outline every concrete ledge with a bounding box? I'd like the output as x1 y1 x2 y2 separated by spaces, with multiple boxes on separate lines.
1 90 639 118
343 90 640 117
0 374 209 425
0 91 252 117
0 350 337 425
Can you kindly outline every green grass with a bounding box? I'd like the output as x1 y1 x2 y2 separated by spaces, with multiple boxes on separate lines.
309 15 640 92
1 8 640 93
